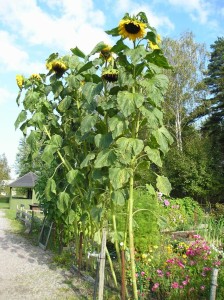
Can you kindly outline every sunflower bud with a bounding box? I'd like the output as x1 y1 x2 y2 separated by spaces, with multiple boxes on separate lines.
30 74 42 81
16 75 24 89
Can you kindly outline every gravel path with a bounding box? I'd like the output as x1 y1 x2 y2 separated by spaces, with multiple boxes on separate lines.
0 210 91 300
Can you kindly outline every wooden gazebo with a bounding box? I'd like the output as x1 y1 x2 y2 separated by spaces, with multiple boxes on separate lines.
8 172 38 209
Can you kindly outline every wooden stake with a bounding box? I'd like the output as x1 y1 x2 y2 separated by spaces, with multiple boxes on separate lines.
98 228 107 300
210 268 219 300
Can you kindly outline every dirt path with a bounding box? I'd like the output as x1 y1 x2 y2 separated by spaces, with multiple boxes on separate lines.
0 210 91 300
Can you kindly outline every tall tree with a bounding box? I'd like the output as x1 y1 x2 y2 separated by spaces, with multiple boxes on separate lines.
201 37 224 197
0 153 10 180
162 32 208 151
203 37 224 143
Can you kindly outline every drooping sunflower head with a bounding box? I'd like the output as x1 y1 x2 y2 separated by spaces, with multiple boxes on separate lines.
30 73 42 82
118 17 146 41
149 34 162 50
46 59 68 75
102 68 119 82
16 75 24 89
100 45 113 61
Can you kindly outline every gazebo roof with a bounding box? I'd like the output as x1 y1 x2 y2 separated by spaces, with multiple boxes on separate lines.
8 172 38 188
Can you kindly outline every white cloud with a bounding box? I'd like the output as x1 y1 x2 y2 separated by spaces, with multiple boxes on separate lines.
167 0 211 24
0 0 109 54
0 30 45 74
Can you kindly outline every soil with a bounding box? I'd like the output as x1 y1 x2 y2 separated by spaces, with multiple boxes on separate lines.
0 210 92 300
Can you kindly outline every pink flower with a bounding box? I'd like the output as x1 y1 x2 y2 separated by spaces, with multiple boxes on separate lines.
201 285 205 290
141 271 145 276
152 283 159 291
177 260 185 268
171 282 179 289
164 199 170 206
157 269 164 277
166 271 171 277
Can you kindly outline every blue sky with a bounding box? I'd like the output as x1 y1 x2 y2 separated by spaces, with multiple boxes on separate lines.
0 0 223 178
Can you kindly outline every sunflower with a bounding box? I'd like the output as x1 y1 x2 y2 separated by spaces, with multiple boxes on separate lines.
46 60 68 74
100 45 113 61
16 75 24 89
30 73 42 81
149 34 161 50
102 68 118 82
118 18 146 41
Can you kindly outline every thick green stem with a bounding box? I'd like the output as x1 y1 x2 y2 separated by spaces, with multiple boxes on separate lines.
112 214 121 265
128 168 138 299
106 247 118 288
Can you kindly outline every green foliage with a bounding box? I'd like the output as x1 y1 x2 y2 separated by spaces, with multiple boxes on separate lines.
15 11 173 298
133 190 161 252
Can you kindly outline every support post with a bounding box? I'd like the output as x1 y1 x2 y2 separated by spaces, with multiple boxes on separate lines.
210 268 219 300
98 228 107 300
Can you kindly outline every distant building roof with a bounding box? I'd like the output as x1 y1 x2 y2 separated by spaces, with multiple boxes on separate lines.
8 172 38 188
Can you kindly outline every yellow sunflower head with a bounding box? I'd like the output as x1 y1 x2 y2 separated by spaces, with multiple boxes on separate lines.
102 68 119 82
118 18 146 41
100 45 113 61
46 60 68 74
16 75 24 89
149 34 162 50
30 73 42 82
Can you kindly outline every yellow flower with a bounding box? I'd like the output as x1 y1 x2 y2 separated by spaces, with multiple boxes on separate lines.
118 18 146 41
30 74 41 81
142 253 148 259
149 34 161 50
46 60 68 74
16 75 24 89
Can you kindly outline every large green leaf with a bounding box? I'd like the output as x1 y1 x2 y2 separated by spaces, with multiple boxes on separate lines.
14 110 27 129
58 96 72 112
70 46 86 59
156 175 172 196
66 169 84 184
94 149 117 168
94 133 113 149
144 146 162 167
91 207 103 222
42 144 58 164
146 184 156 196
32 112 45 128
109 167 131 190
57 191 70 213
124 46 147 65
80 153 95 168
82 82 103 104
89 41 108 56
140 74 169 106
117 91 144 117
80 115 97 134
152 127 173 154
51 134 63 148
108 115 128 138
111 190 125 206
76 61 93 75
45 178 57 200
116 137 144 157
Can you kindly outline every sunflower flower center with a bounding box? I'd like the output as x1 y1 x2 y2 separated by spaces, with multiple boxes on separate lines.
125 22 141 34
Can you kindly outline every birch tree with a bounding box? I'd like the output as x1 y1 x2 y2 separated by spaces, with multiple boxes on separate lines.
162 32 208 151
